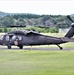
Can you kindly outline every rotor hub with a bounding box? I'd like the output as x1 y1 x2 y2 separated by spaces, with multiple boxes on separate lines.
71 23 74 27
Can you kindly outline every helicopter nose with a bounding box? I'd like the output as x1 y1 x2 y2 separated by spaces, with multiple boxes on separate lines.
0 40 2 45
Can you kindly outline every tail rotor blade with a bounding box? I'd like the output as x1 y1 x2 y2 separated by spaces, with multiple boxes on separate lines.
67 15 74 22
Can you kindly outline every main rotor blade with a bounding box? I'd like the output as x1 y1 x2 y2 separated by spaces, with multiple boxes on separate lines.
67 15 74 22
7 25 26 27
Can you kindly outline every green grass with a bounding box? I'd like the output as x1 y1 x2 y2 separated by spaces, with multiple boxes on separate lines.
0 50 74 75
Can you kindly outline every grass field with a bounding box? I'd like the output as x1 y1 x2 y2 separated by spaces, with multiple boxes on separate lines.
0 33 74 75
0 50 74 75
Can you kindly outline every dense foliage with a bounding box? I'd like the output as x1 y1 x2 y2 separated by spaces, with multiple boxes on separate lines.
0 27 59 33
0 12 73 33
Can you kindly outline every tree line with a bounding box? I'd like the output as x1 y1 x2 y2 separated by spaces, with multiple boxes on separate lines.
0 13 73 33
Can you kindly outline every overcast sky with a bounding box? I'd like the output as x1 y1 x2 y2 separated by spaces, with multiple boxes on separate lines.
0 0 74 15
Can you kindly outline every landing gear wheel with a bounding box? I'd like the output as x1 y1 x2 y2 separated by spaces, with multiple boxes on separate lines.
60 47 63 50
7 45 11 49
19 45 23 49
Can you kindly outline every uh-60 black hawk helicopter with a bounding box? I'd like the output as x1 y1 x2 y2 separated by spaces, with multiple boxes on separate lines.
0 16 74 50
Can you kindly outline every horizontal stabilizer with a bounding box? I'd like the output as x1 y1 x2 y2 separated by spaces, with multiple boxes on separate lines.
61 37 74 42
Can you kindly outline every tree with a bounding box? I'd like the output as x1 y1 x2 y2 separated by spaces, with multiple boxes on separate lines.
2 16 14 26
16 18 26 26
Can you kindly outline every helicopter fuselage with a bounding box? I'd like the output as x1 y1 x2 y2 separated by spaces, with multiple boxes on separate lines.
0 33 66 50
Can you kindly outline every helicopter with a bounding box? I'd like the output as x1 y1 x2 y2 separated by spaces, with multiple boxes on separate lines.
0 16 74 50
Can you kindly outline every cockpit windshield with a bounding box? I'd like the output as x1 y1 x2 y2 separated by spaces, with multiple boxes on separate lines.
0 35 4 40
12 36 22 41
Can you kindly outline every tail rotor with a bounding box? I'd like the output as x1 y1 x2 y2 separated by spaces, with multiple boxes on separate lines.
67 15 74 22
65 15 74 38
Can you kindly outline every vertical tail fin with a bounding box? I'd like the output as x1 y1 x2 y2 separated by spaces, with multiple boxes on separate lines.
65 24 74 38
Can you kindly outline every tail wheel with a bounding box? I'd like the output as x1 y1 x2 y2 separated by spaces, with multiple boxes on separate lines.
7 44 11 49
19 45 23 49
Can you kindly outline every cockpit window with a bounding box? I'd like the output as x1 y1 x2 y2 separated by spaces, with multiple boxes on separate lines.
0 35 4 40
12 36 22 41
6 35 10 41
18 36 22 41
12 36 16 41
